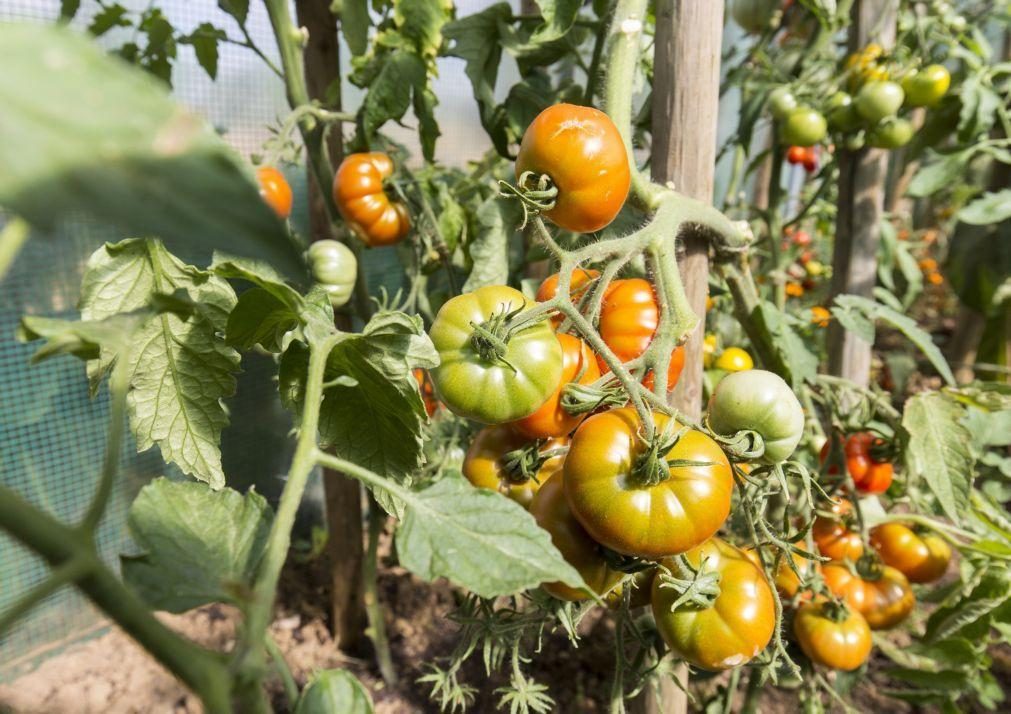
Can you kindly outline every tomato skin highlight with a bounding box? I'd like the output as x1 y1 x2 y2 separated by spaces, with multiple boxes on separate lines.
429 286 563 424
769 87 799 120
813 499 865 561
902 64 951 107
530 469 622 601
870 523 952 583
516 104 630 233
333 152 411 247
707 369 805 464
793 599 872 671
257 166 293 219
822 562 915 630
651 538 776 671
513 334 601 439
462 425 565 508
564 408 733 558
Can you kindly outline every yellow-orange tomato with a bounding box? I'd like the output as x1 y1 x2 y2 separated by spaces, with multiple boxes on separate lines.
793 598 872 671
822 562 915 630
775 553 821 600
257 166 293 219
714 346 754 372
332 152 410 246
785 281 804 297
462 425 565 508
813 499 865 562
513 334 600 439
536 268 600 326
811 306 831 327
702 334 718 368
516 104 630 233
530 469 622 601
870 523 952 584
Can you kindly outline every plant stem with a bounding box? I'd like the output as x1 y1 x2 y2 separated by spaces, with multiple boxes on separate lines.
265 632 300 709
364 493 397 685
0 484 233 713
0 558 92 633
80 353 129 531
583 0 614 104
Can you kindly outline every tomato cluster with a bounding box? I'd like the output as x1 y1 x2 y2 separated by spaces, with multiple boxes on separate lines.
820 431 895 494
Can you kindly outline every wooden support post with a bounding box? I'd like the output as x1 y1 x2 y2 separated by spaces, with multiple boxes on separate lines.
827 0 898 385
295 0 366 650
641 1 724 712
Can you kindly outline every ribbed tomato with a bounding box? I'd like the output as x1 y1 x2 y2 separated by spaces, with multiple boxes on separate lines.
564 408 733 558
870 523 952 584
793 599 872 671
530 469 622 601
515 104 630 233
813 499 865 561
775 553 820 600
512 334 600 439
462 425 565 508
332 152 410 247
651 538 775 670
822 562 915 630
536 268 600 327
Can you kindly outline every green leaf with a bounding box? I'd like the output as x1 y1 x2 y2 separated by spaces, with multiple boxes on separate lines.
210 252 305 310
80 239 240 489
463 194 521 292
752 300 818 389
295 669 374 714
958 190 1011 226
925 569 1011 644
182 23 226 80
902 392 973 522
341 0 370 56
226 288 300 352
833 295 955 385
830 299 875 343
885 668 970 691
217 0 249 25
60 0 81 21
395 0 451 58
18 312 151 363
121 477 273 612
88 4 132 36
958 75 1001 140
393 473 587 598
0 24 301 278
906 151 970 198
531 0 582 41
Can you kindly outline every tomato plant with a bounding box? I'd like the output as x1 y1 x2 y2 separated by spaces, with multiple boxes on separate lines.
813 499 865 562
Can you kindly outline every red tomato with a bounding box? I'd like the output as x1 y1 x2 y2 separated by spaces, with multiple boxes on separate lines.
821 433 894 494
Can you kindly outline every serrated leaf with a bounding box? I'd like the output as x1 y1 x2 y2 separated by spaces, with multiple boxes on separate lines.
958 190 1011 226
463 194 521 291
395 0 450 58
752 300 818 389
0 24 301 277
60 0 80 21
18 314 142 363
80 239 240 488
217 0 249 25
225 288 300 352
531 0 581 41
88 4 132 36
121 477 273 612
906 151 970 198
210 252 304 310
295 669 374 714
183 23 225 80
830 299 876 343
833 295 955 385
393 473 586 598
341 0 370 56
924 570 1011 644
903 392 973 521
885 668 970 691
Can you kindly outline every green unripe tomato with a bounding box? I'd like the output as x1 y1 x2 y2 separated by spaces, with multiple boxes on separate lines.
307 239 357 308
867 117 914 149
826 92 862 133
731 0 779 34
855 81 905 123
844 131 866 151
901 65 951 107
780 107 828 147
707 369 805 464
768 87 798 121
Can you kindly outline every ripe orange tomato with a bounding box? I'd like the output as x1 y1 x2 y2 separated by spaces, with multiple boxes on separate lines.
870 523 952 584
413 369 438 417
822 562 914 630
257 166 293 219
564 409 733 558
332 152 410 246
597 278 684 391
775 553 820 600
512 334 600 439
785 281 804 297
793 599 872 671
651 538 776 670
516 104 630 233
786 145 808 165
810 306 831 327
813 499 865 562
536 268 600 326
822 432 894 494
462 426 565 508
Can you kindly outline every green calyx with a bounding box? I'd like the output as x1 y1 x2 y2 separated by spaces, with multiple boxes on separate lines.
631 421 689 488
469 303 526 368
560 381 629 416
657 554 722 612
501 441 552 484
708 422 767 462
498 171 558 228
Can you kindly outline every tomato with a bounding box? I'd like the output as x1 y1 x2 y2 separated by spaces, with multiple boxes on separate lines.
811 306 831 327
513 334 600 439
775 553 820 600
902 64 951 107
564 408 733 558
780 107 827 147
429 286 563 423
731 0 779 34
791 229 812 247
332 152 411 247
822 562 914 630
821 432 894 494
413 369 438 417
813 499 865 561
802 147 818 173
855 81 905 123
805 259 824 277
714 347 754 372
769 87 799 121
867 117 914 149
529 469 623 601
785 281 804 297
536 268 600 326
786 145 808 165
870 523 952 584
306 239 357 308
257 166 293 220
462 425 565 508
651 538 776 670
793 599 872 671
598 278 684 391
707 369 805 464
702 334 718 368
515 104 630 233
827 91 862 132
605 568 656 610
